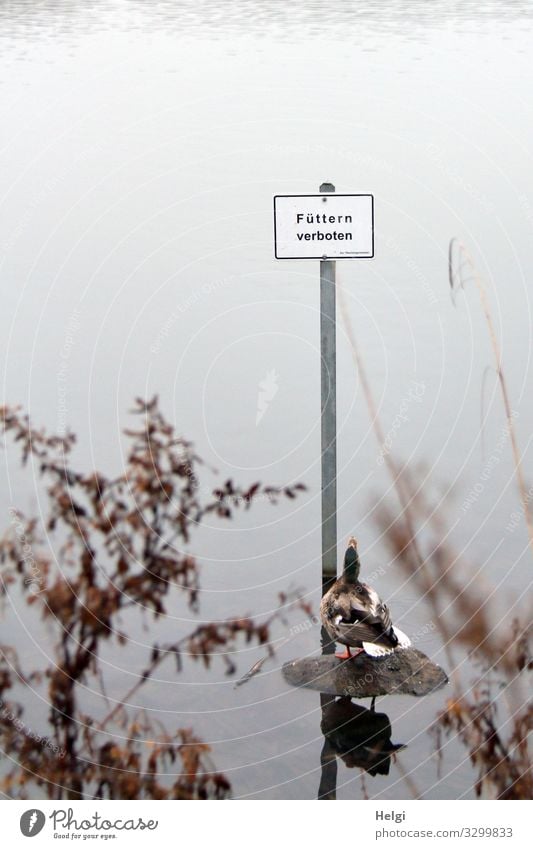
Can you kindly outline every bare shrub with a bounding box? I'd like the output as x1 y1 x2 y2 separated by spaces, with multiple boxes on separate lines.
0 397 308 799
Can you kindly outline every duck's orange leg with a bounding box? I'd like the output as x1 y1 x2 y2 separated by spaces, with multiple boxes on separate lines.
335 646 352 660
335 646 363 660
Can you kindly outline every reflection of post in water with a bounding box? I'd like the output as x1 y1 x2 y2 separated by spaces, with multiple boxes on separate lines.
318 693 338 800
318 609 338 799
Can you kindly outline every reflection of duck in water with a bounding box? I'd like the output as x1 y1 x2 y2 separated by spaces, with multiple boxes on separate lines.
320 537 411 659
321 696 405 776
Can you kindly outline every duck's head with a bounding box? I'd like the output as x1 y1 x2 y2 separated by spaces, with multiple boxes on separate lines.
343 536 361 582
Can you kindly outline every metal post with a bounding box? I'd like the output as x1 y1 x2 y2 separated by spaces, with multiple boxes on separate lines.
318 694 338 800
319 181 337 590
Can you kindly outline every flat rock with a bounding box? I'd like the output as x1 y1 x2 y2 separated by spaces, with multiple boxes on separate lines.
282 648 448 698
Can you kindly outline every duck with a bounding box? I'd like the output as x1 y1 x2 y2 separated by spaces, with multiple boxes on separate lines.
320 537 411 659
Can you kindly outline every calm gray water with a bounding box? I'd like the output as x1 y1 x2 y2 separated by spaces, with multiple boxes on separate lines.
1 1 532 799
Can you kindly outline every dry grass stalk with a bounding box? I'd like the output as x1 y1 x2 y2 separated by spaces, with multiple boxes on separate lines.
449 238 533 560
337 250 531 799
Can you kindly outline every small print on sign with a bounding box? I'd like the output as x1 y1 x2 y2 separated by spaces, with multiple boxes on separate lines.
273 194 374 260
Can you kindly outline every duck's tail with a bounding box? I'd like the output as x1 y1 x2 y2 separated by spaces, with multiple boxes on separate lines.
362 627 411 658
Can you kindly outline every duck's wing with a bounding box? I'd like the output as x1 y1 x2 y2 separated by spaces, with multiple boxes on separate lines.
334 603 398 648
353 585 398 643
332 583 400 647
359 587 411 649
321 588 370 646
358 590 411 656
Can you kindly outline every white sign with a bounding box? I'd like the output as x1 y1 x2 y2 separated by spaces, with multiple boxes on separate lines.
273 193 374 260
